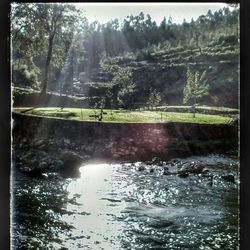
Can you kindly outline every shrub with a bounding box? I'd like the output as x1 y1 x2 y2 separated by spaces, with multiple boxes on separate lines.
12 63 40 90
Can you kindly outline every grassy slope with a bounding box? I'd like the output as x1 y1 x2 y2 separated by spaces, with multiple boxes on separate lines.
14 107 230 124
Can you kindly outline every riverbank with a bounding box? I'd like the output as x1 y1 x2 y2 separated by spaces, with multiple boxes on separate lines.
12 112 238 177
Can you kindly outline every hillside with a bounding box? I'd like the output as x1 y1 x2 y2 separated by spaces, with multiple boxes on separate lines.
77 39 239 108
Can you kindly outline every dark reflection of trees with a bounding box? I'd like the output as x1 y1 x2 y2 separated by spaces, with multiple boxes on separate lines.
12 173 73 249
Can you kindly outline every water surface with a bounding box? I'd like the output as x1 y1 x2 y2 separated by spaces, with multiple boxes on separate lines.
12 154 239 249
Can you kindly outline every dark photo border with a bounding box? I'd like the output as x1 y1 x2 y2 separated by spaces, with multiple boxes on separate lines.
1 0 249 249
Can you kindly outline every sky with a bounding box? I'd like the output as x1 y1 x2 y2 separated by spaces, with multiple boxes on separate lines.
75 2 233 25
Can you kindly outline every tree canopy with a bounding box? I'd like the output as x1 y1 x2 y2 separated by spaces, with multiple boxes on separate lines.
11 3 239 109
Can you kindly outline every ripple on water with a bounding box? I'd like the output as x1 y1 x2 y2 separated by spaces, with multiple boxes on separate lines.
12 154 239 249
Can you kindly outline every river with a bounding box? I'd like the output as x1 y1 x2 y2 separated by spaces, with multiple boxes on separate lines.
11 154 239 250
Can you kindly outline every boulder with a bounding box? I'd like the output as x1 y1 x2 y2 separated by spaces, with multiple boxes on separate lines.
178 162 207 174
201 167 209 174
178 172 189 178
150 157 163 165
163 170 171 175
221 174 235 183
59 150 84 169
137 165 145 171
149 168 154 173
164 166 169 171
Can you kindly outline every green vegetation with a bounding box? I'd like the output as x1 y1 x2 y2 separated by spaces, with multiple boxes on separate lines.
14 107 230 124
183 68 209 117
147 89 162 110
12 3 239 109
155 105 238 116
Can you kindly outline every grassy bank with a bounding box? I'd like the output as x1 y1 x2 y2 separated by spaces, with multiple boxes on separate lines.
13 107 231 124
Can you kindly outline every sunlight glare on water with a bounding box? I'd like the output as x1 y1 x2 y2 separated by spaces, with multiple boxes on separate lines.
60 163 127 249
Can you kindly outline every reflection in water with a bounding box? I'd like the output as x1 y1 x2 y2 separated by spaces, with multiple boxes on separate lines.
61 164 126 249
12 155 239 249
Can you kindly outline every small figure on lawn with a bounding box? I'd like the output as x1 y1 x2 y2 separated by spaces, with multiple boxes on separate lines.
98 108 104 121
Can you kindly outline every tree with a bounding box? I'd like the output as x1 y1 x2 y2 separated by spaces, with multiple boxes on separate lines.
147 88 161 110
11 3 83 100
183 68 209 117
111 67 137 109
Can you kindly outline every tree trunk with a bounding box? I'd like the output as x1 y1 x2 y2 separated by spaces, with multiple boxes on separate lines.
192 99 196 118
40 34 54 103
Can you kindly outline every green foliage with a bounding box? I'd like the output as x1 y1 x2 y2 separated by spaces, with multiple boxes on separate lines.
11 3 239 108
100 53 136 73
147 89 161 109
135 48 154 61
113 67 137 109
183 68 209 105
12 62 40 89
11 3 85 94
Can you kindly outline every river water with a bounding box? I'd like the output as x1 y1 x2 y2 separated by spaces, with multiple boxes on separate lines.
12 154 239 250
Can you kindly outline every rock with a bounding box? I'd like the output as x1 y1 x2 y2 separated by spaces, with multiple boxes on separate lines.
28 168 43 178
21 152 33 160
206 176 213 186
201 167 209 174
20 165 42 178
193 163 206 173
32 139 45 148
151 157 163 165
59 150 84 177
137 165 145 171
163 170 171 175
178 162 206 174
149 168 154 173
38 151 48 158
221 174 235 183
178 163 192 173
63 138 71 145
60 150 84 168
166 161 175 166
164 166 169 171
38 161 48 169
229 114 239 126
178 172 189 178
56 159 64 167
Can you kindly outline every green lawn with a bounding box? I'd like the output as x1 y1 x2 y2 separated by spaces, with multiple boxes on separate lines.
13 107 231 124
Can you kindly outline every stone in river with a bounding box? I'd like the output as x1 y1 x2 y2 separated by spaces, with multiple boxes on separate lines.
178 172 189 178
221 174 235 183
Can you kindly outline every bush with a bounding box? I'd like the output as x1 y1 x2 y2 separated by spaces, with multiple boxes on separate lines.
12 63 40 90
